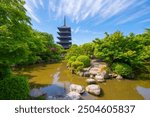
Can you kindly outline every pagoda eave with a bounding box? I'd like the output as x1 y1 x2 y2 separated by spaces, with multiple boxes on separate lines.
57 42 72 44
57 37 71 40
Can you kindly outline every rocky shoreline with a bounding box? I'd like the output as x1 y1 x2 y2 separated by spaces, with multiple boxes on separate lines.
29 59 124 100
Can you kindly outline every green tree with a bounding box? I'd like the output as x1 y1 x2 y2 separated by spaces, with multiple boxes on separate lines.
65 44 83 60
93 30 150 78
0 0 31 79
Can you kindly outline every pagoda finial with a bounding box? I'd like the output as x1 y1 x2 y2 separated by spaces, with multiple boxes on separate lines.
64 16 66 26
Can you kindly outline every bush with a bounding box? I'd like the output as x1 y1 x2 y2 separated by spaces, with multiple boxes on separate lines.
69 56 77 62
0 76 30 100
76 55 90 67
67 56 77 67
112 63 133 78
71 61 84 72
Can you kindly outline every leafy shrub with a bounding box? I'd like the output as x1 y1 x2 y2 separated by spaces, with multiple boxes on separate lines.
112 63 133 78
69 56 77 62
0 76 30 100
71 61 84 72
67 56 77 67
76 55 90 67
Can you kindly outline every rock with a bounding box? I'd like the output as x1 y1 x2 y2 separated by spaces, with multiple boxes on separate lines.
116 75 123 80
71 69 75 74
70 84 84 94
79 72 84 77
67 92 81 100
109 73 118 78
83 67 91 72
83 71 90 77
47 92 81 100
90 74 94 78
86 78 96 84
100 70 109 79
89 67 99 75
29 88 45 98
77 71 84 76
86 85 101 96
98 64 107 71
95 74 105 83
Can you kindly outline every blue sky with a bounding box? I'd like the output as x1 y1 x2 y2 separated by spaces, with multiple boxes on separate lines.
24 0 150 45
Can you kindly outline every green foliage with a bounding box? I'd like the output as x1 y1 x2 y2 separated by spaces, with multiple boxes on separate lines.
65 44 83 60
0 1 63 68
80 43 94 58
76 55 90 67
65 43 93 70
69 56 77 62
65 43 95 60
0 76 30 100
19 30 63 65
94 30 150 71
71 61 84 72
0 0 31 65
112 63 133 77
67 56 77 67
0 64 11 80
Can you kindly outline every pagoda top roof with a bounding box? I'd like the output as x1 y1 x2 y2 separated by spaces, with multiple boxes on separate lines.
58 26 71 29
58 16 71 29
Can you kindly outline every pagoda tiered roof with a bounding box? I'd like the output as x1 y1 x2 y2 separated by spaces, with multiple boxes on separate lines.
57 16 72 49
57 36 71 40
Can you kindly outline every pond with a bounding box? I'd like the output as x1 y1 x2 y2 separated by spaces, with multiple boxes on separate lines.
17 61 150 100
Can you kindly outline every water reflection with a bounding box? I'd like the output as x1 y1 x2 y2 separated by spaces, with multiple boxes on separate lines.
52 72 60 84
18 62 150 100
40 82 67 97
136 86 150 100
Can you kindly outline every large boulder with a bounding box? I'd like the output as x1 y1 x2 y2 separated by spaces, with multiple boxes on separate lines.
67 92 81 100
95 74 105 83
29 88 46 98
86 85 101 96
86 78 96 84
70 84 84 94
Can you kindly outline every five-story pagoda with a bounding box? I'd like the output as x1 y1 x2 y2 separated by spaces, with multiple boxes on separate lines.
57 17 72 49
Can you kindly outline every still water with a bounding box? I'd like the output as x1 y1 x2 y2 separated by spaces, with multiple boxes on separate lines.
18 62 150 100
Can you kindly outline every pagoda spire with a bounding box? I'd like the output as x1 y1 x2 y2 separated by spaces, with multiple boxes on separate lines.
64 16 66 26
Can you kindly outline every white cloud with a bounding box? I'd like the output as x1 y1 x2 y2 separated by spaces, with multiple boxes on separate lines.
24 3 40 23
117 7 150 25
32 0 38 8
73 27 101 35
74 27 80 33
24 0 44 23
39 0 44 8
139 19 150 23
48 0 139 24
